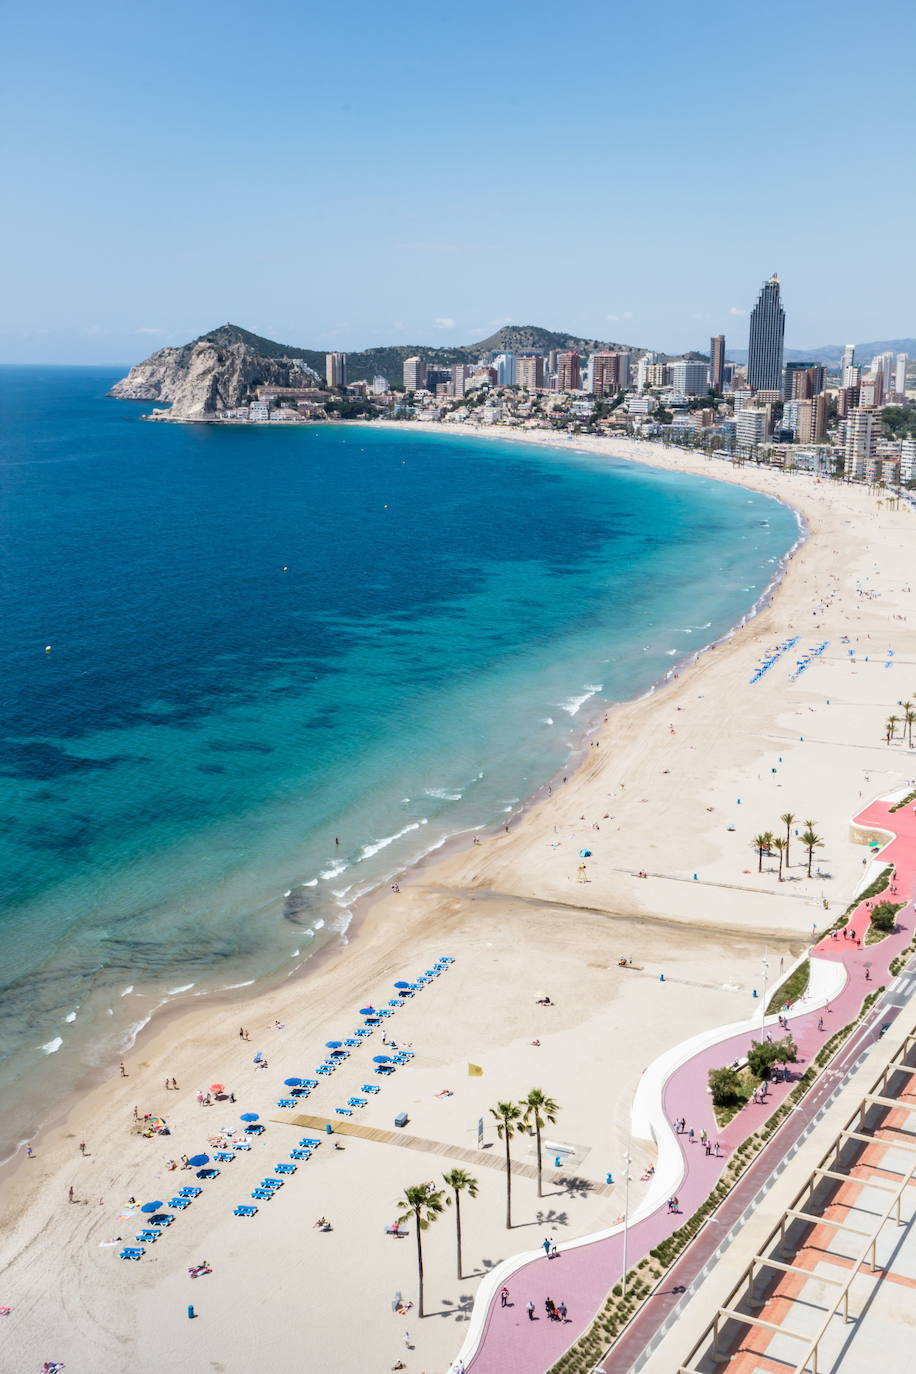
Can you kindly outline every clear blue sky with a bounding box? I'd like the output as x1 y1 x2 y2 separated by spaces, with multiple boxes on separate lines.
3 0 915 364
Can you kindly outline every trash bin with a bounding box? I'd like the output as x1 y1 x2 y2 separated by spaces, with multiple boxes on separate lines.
394 1112 409 1128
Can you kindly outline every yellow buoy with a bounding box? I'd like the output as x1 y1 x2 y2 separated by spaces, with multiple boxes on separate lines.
45 644 52 652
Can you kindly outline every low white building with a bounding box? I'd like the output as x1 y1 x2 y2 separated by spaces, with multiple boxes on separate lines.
249 401 270 422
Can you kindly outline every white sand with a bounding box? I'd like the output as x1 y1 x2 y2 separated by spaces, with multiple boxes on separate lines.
1 432 914 1374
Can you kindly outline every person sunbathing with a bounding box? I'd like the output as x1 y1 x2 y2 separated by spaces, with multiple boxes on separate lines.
435 1089 454 1097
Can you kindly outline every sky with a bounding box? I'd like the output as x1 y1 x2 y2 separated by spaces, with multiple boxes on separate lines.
3 0 915 365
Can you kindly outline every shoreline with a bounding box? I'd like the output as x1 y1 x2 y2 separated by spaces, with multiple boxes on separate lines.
2 428 914 1374
1 427 803 1169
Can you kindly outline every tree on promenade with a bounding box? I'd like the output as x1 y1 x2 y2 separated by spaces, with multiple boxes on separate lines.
442 1168 478 1279
748 1033 797 1080
780 813 796 866
801 827 823 877
708 1065 742 1107
772 836 786 880
395 1183 446 1317
752 832 773 872
490 1100 521 1228
522 1088 559 1197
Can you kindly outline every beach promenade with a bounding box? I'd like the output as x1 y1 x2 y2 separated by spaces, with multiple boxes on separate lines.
461 794 916 1374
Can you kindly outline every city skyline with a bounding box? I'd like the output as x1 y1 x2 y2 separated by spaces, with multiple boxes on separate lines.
3 0 915 364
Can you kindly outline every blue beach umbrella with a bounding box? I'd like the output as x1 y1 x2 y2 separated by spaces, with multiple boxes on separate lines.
359 1007 376 1015
188 1153 209 1167
240 1112 260 1122
579 849 592 858
284 1077 303 1087
373 1054 392 1064
253 1051 263 1062
325 1040 342 1049
141 1201 163 1213
393 981 412 989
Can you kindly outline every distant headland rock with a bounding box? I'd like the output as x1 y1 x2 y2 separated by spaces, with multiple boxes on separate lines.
108 322 643 419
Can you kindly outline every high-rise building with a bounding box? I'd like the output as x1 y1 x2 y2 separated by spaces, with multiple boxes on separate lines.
670 359 709 396
873 351 895 396
859 374 884 407
796 394 827 444
557 351 581 391
901 439 916 483
591 351 623 397
747 273 785 392
840 344 855 382
636 352 656 390
403 356 426 391
736 407 769 451
837 384 859 418
895 352 909 400
370 375 389 395
516 354 545 390
451 364 469 398
616 351 630 388
783 362 825 400
710 335 725 392
325 352 347 387
494 353 516 386
844 407 876 480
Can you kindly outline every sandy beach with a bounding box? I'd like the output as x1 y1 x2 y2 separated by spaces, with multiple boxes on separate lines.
2 429 914 1374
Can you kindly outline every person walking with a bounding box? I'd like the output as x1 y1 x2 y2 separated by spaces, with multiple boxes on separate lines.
558 1300 567 1321
500 1286 509 1307
542 1237 551 1257
526 1300 535 1321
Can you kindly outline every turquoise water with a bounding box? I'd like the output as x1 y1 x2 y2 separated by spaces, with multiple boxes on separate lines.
0 366 799 1154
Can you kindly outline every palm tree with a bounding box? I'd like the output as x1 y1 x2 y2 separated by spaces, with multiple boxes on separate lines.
905 707 916 749
395 1183 447 1317
522 1088 559 1197
752 831 773 873
442 1168 478 1278
801 828 823 878
490 1100 521 1228
780 813 795 867
886 715 899 744
772 836 786 880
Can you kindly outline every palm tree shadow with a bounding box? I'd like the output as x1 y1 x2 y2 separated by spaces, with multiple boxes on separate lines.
427 1294 475 1321
548 1176 595 1199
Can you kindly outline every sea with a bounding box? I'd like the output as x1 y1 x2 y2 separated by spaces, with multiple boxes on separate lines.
0 366 800 1157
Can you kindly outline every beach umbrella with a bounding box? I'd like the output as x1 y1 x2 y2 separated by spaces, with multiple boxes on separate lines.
393 981 412 989
149 1116 166 1130
325 1040 342 1049
188 1153 209 1167
284 1077 303 1087
253 1051 263 1062
359 1007 376 1015
373 1054 392 1064
579 849 592 858
141 1201 163 1213
210 1083 224 1093
240 1112 260 1122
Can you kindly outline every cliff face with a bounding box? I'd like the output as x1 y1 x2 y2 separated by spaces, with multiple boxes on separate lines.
109 327 321 419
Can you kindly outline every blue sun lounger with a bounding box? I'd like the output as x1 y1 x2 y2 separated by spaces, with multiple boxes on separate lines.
168 1196 191 1209
302 1079 318 1088
289 1148 310 1160
348 1097 367 1108
149 1213 174 1226
120 1246 144 1260
234 1205 257 1217
274 1162 296 1174
251 1188 274 1200
354 1027 373 1036
277 1099 298 1108
136 1229 160 1244
260 1178 283 1190
214 1151 236 1162
299 1137 321 1148
362 1083 380 1093
178 1186 202 1198
343 1038 359 1047
196 1167 220 1179
245 1123 265 1135
335 1106 353 1116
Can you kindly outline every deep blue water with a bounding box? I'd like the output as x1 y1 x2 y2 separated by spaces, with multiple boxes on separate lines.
0 365 799 1152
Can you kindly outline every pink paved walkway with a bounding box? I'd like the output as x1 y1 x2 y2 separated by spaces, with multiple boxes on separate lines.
464 796 916 1374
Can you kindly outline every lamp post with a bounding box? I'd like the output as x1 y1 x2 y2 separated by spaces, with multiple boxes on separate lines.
761 946 770 1031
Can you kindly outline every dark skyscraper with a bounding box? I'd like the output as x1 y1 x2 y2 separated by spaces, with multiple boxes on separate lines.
747 274 785 392
710 335 725 392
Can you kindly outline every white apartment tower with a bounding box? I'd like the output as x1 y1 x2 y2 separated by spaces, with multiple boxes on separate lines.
895 352 909 400
494 353 516 386
844 407 877 481
840 344 855 385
